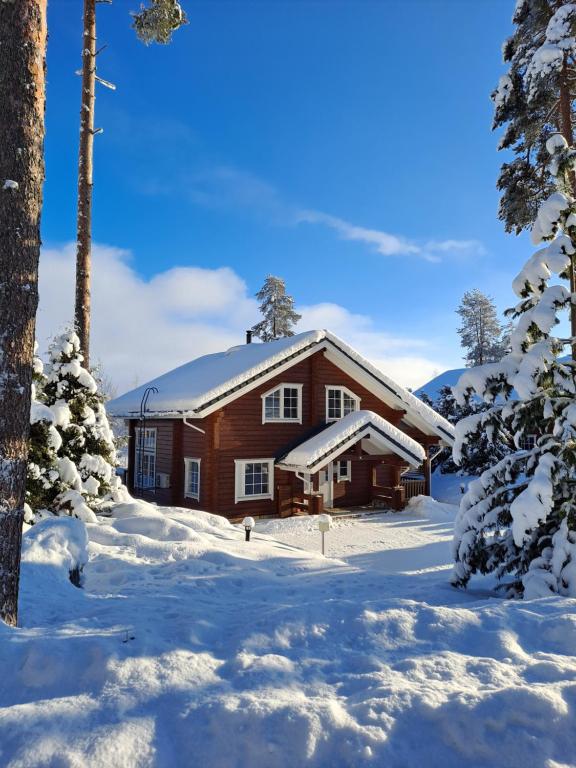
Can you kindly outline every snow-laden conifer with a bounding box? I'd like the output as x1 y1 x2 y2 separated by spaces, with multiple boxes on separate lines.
251 275 302 342
26 347 65 521
42 329 127 519
428 385 511 477
452 134 576 598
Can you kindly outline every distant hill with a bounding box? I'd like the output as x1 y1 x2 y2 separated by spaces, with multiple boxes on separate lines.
414 368 466 403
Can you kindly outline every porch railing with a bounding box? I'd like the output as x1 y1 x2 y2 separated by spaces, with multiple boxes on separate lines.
401 477 426 500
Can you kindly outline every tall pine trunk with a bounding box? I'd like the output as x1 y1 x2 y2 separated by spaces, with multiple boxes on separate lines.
0 0 47 627
75 0 96 368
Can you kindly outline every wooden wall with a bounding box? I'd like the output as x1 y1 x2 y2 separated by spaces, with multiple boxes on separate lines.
127 349 430 518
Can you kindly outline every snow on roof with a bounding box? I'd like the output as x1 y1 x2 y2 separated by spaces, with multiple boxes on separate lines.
108 331 323 417
278 410 425 471
107 329 454 442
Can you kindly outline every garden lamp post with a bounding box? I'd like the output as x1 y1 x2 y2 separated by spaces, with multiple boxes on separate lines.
243 517 255 542
318 513 332 555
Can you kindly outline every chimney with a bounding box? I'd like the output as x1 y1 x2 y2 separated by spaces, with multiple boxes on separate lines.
246 330 252 344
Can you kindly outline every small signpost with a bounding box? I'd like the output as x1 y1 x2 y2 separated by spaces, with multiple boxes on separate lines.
318 513 332 555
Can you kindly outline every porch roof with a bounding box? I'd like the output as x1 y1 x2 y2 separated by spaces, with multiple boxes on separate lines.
276 410 426 473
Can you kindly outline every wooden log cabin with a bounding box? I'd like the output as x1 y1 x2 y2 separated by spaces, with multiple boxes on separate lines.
107 330 455 519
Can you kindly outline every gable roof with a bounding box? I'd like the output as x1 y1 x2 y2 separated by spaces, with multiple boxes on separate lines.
277 410 426 472
107 329 454 444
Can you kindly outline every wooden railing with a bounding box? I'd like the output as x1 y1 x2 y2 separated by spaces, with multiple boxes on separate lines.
401 477 426 500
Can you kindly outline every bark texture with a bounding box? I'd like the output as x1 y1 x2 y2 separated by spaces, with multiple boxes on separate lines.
0 0 47 626
75 0 96 368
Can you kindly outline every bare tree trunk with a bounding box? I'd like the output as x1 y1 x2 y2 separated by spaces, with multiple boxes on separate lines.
559 57 576 364
75 0 96 368
0 0 47 627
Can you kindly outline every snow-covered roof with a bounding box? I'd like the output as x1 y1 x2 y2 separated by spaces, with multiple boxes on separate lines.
277 410 426 472
107 330 454 443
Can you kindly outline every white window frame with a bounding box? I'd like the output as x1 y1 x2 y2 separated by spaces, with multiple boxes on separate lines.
184 457 201 500
336 460 351 482
235 458 275 503
261 383 303 424
134 427 157 489
519 434 537 451
325 386 360 421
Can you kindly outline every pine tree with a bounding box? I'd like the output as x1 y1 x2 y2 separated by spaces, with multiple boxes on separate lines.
493 1 559 234
457 289 507 367
0 0 47 626
493 0 576 358
251 276 302 342
425 385 511 476
42 330 123 517
452 134 576 597
132 0 188 44
75 0 187 366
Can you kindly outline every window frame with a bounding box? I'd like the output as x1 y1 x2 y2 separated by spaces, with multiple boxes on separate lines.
336 460 352 482
261 383 303 424
519 434 537 451
325 386 361 421
134 427 157 489
184 457 201 501
234 458 275 503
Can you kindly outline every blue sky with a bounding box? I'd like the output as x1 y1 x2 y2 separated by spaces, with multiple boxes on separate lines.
39 0 528 391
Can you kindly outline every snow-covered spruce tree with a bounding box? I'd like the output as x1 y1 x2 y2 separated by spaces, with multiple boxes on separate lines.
457 289 507 367
26 348 65 521
430 385 511 476
42 329 124 518
452 134 576 598
251 275 302 342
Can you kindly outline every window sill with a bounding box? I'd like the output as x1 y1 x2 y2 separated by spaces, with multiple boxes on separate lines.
235 493 273 503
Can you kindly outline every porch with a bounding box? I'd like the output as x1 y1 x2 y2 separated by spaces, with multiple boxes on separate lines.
275 410 431 518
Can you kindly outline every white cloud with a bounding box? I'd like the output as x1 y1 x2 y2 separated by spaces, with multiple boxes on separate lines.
37 243 452 395
296 210 421 257
176 166 486 262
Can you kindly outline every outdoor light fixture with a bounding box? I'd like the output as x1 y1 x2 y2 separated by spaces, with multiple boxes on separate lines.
243 517 255 542
318 513 332 555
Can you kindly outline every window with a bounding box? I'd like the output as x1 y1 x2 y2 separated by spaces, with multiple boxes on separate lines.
184 458 201 500
235 459 274 502
519 434 537 451
326 386 360 420
336 460 351 482
135 427 156 489
262 383 302 423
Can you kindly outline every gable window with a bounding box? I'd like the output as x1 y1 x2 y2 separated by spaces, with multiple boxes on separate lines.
184 458 201 500
235 459 274 502
326 386 360 421
135 427 156 489
262 383 303 423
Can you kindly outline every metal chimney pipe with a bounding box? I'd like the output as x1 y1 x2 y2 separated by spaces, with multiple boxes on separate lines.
246 330 252 344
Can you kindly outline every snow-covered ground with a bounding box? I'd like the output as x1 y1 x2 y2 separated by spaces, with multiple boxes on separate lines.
1 499 576 768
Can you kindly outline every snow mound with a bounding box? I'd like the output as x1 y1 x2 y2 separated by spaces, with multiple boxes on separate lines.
407 494 457 521
21 516 89 585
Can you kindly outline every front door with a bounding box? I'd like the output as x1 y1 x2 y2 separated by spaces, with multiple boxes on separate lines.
319 463 333 508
